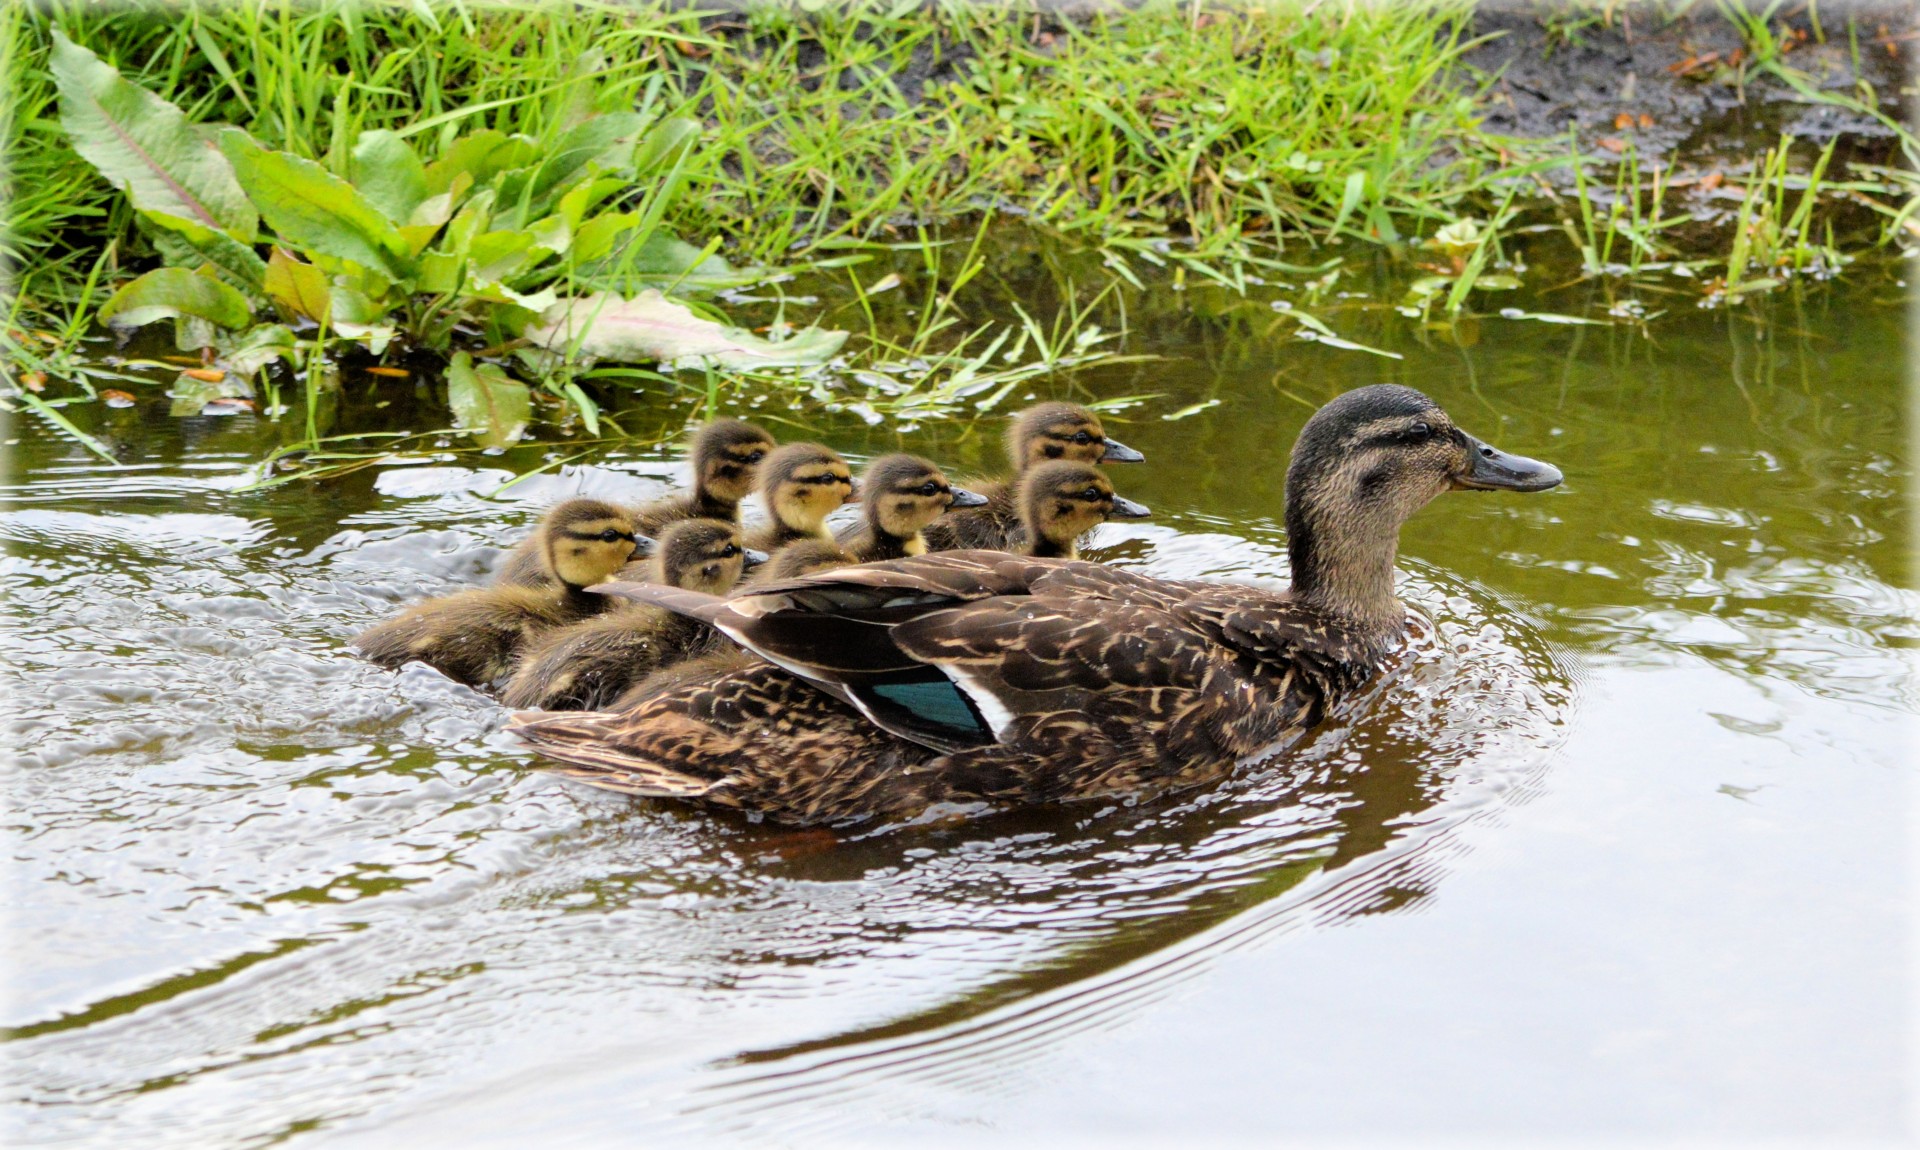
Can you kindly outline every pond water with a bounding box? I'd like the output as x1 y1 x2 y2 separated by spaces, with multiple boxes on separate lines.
3 235 1912 1146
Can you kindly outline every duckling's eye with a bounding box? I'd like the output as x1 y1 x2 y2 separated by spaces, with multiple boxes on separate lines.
745 449 767 464
1080 487 1101 500
1072 431 1094 445
598 529 623 543
721 544 739 558
918 482 940 496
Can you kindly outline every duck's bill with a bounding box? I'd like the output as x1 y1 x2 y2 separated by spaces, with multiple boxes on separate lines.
1101 437 1146 463
742 547 771 570
1108 493 1153 518
948 486 990 508
1455 434 1563 492
630 534 658 558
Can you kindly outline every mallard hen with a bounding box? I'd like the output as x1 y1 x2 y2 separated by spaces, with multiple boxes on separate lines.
921 402 1143 552
512 386 1561 825
356 499 640 687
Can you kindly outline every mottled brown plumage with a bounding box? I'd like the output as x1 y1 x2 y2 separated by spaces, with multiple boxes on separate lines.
356 499 638 687
497 519 753 711
513 386 1562 825
923 402 1144 552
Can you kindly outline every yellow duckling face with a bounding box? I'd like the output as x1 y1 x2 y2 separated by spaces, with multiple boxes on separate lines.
860 454 987 543
693 419 777 507
761 443 855 537
651 519 763 595
1019 460 1152 554
540 499 642 589
1007 402 1145 470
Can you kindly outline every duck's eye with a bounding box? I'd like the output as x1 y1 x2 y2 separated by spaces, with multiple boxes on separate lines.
721 544 738 558
1407 422 1433 442
1080 487 1101 500
1072 431 1094 445
598 529 623 543
745 449 766 464
919 482 940 496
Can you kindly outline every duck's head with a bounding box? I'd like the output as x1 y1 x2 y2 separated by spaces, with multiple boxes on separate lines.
652 518 763 595
1284 384 1562 626
539 498 643 589
760 443 856 537
1006 402 1144 471
1017 460 1152 558
859 453 988 541
690 418 777 508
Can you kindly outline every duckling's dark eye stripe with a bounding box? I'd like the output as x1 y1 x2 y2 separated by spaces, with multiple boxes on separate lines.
797 473 848 485
562 528 636 542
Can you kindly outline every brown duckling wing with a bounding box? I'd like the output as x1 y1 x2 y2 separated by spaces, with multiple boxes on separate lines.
921 482 1018 551
491 538 553 588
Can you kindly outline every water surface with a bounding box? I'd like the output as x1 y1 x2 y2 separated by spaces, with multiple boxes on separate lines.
2 238 1910 1146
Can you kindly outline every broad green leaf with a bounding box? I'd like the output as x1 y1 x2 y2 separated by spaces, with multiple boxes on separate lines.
264 247 330 323
527 113 645 206
526 290 847 369
526 214 570 261
446 351 530 448
465 280 557 312
51 30 256 240
329 282 385 325
397 223 442 256
632 117 700 176
571 212 637 263
627 234 737 279
99 267 253 330
219 130 413 280
140 209 268 290
408 171 470 228
422 130 537 195
217 323 297 381
168 369 251 416
350 129 429 224
469 230 537 282
555 176 628 228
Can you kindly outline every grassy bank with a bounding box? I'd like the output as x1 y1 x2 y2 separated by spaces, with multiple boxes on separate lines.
1 0 1913 467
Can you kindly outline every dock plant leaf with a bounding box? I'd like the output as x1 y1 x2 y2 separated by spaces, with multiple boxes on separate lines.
446 351 530 448
218 130 414 280
50 30 256 240
99 267 253 331
525 290 847 369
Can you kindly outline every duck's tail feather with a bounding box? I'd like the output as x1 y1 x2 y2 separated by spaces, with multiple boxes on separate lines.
509 709 720 798
587 581 729 622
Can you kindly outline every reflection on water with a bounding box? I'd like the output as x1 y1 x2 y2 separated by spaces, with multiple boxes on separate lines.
1 241 1909 1146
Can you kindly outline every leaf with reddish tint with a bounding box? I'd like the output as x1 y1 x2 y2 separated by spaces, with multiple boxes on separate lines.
526 289 846 369
101 389 136 408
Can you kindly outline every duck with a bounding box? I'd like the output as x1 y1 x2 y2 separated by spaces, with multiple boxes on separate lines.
921 402 1144 552
1008 460 1151 559
511 385 1562 826
491 419 774 588
497 519 765 711
744 442 856 553
356 499 640 687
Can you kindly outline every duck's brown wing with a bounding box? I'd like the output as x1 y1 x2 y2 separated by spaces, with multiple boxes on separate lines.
512 664 941 823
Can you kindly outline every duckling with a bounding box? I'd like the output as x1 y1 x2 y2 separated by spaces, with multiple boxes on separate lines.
513 384 1563 826
922 402 1143 552
833 454 988 562
1009 460 1152 559
491 419 773 588
498 519 762 711
355 499 639 687
745 442 855 553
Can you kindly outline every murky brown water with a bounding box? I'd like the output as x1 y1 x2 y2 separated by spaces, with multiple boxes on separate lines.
3 233 1911 1146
